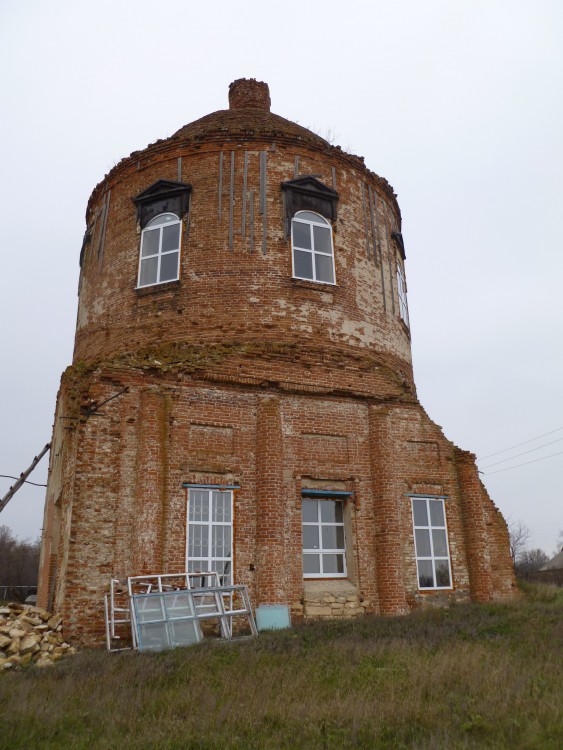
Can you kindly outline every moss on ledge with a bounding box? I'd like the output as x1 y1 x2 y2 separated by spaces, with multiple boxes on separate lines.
61 340 417 402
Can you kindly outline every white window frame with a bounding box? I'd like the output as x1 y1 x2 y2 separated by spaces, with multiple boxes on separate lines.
137 212 182 288
397 263 410 327
291 211 336 285
411 497 452 590
302 497 347 579
186 488 233 586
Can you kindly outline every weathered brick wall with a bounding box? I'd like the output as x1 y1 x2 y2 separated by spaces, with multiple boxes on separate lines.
74 81 411 389
40 360 516 643
38 80 517 645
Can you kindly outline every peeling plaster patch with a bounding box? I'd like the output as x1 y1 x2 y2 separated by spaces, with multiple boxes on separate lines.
92 297 105 318
340 319 377 346
273 298 290 318
292 323 313 334
77 298 89 329
318 307 341 326
316 306 378 348
354 259 374 312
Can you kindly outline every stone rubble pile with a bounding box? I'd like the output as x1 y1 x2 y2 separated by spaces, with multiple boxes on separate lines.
0 602 76 671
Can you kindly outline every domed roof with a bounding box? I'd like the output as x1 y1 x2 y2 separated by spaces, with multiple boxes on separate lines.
88 79 398 216
169 78 332 151
170 106 332 149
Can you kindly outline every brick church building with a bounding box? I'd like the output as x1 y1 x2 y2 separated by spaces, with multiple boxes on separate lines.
38 79 516 643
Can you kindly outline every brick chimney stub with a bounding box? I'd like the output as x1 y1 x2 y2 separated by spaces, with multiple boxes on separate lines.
229 78 271 111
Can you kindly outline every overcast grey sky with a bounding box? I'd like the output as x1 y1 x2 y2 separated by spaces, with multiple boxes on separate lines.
1 0 561 555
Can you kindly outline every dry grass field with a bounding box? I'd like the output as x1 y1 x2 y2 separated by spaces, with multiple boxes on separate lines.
1 583 562 749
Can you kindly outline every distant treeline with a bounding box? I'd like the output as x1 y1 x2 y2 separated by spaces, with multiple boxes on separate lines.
0 525 40 601
519 568 563 587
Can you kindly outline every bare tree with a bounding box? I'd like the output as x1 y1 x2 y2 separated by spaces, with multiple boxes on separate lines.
515 548 550 574
508 519 531 565
0 525 40 599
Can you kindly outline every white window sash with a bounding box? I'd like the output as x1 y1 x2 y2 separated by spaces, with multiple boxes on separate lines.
137 214 181 288
291 213 336 285
397 265 410 326
302 499 347 579
411 497 452 590
186 489 233 585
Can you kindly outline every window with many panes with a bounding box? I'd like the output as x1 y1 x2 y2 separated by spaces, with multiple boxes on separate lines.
186 489 232 585
137 212 181 288
411 497 452 589
291 211 335 284
302 498 347 577
397 264 409 327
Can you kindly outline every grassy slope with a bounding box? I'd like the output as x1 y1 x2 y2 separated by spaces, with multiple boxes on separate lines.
1 584 562 750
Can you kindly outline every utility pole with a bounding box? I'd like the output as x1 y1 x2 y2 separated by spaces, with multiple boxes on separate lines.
0 444 51 513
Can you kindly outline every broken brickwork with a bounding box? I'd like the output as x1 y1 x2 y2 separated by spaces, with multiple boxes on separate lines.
38 79 516 644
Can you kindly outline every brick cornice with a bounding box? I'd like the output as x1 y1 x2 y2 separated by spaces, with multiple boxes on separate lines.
86 123 401 227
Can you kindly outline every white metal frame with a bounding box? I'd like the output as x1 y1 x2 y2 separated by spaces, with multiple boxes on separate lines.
302 497 347 578
137 212 181 288
104 571 258 652
411 497 453 590
132 588 202 651
104 579 132 652
186 489 233 586
127 572 197 649
291 210 336 285
131 584 258 652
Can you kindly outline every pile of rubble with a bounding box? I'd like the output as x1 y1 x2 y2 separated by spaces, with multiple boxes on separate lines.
0 602 76 670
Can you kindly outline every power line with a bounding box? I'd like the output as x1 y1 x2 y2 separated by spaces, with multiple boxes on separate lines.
484 449 563 476
477 426 563 461
0 475 47 488
479 436 563 469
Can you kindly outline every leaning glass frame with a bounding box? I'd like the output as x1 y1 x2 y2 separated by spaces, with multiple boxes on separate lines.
131 590 202 652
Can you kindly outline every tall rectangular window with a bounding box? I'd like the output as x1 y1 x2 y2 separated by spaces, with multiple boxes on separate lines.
411 497 452 589
186 489 232 585
397 264 410 327
302 498 347 578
